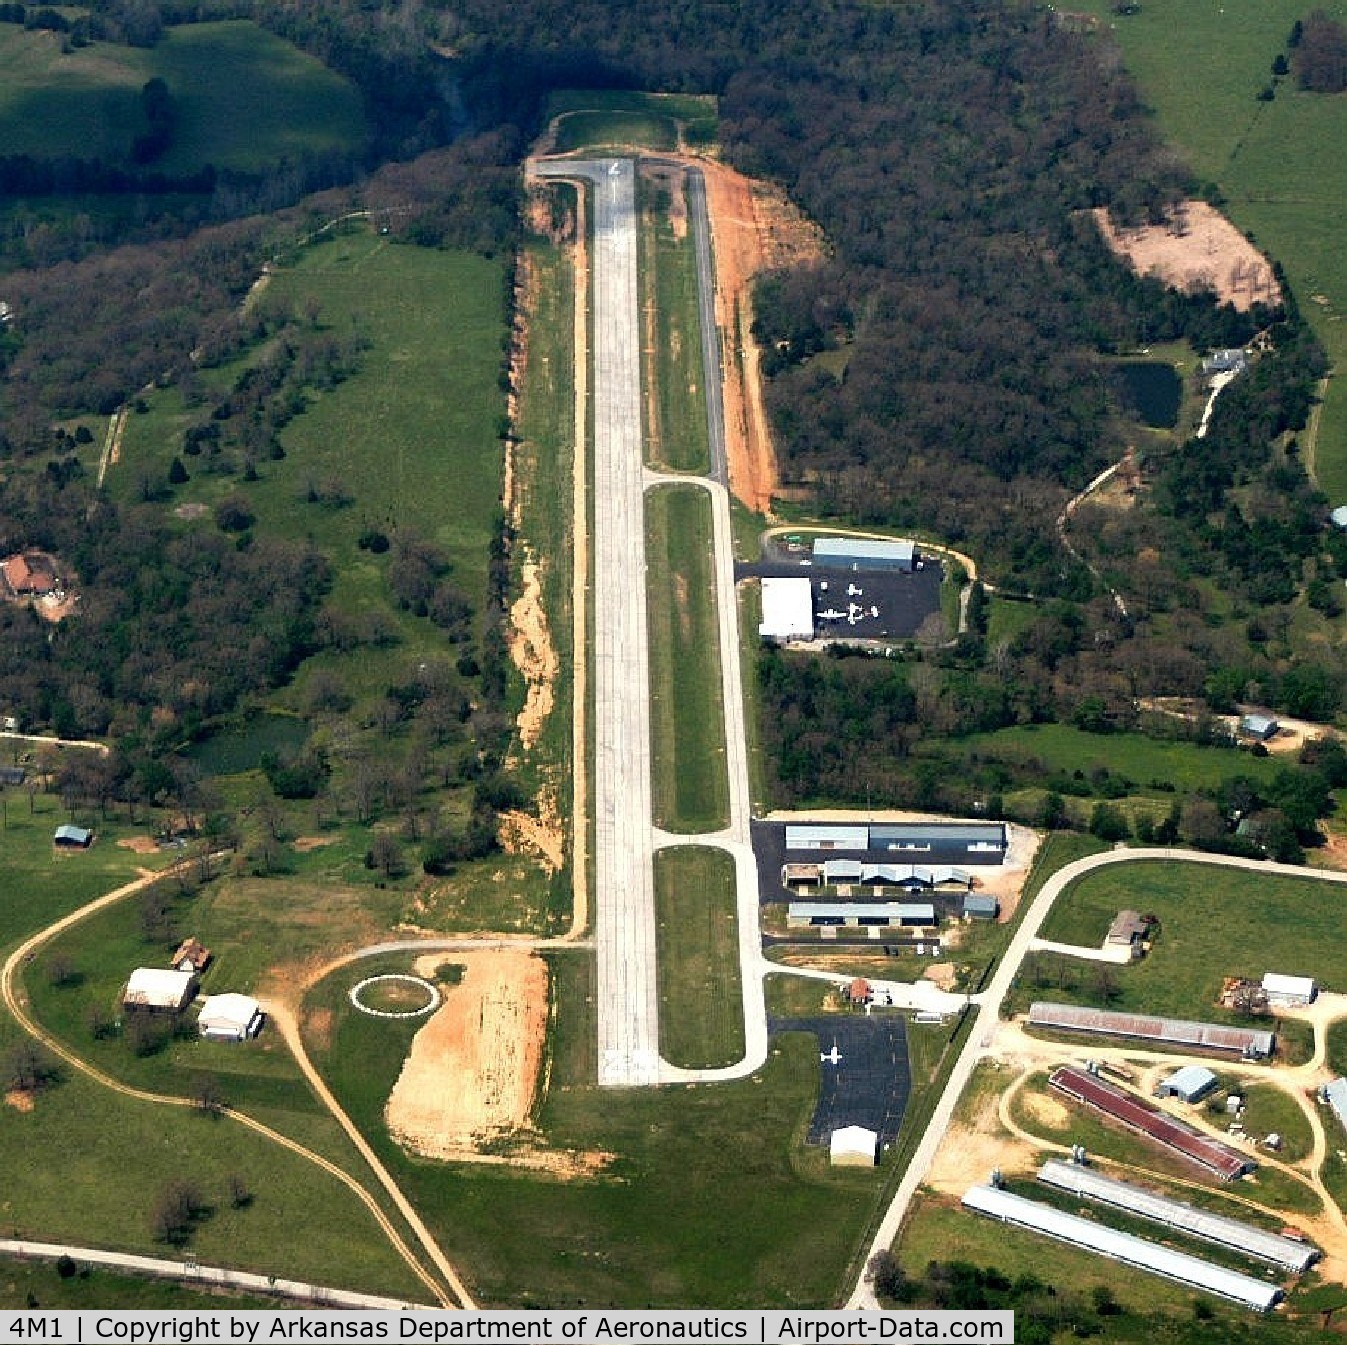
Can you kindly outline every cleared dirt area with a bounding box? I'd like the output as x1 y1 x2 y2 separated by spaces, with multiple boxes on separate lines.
385 950 548 1159
116 835 160 855
1093 201 1281 312
927 1070 1037 1196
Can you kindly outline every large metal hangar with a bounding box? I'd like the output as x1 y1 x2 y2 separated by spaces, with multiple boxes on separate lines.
870 822 1007 864
758 576 815 642
1029 1001 1275 1059
812 536 917 572
962 1185 1283 1311
1037 1159 1318 1273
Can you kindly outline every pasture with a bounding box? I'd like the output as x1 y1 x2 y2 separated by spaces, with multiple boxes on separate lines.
1070 0 1347 500
1032 859 1347 1021
645 483 730 832
0 22 366 173
653 846 744 1068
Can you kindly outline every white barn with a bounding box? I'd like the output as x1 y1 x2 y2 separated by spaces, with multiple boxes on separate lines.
197 993 264 1042
759 577 814 642
123 967 197 1013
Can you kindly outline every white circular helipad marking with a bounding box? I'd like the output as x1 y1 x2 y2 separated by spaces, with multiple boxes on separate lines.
349 973 441 1019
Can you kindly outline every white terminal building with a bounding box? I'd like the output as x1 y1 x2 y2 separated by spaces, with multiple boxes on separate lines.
759 576 814 642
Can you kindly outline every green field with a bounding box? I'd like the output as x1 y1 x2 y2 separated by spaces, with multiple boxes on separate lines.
646 484 730 832
954 723 1280 795
0 1261 292 1310
641 174 711 474
305 953 884 1307
554 110 677 154
653 846 744 1068
1032 859 1347 1020
1071 0 1347 500
0 22 367 172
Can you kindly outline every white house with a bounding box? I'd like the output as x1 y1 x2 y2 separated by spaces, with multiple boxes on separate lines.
123 967 197 1013
829 1125 879 1167
197 993 264 1043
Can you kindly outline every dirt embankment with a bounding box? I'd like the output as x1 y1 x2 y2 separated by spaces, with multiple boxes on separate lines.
699 158 824 516
1092 201 1281 313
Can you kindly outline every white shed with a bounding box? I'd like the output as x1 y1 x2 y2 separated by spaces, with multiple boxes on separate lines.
829 1125 879 1167
123 967 197 1013
197 993 264 1042
1262 972 1316 1006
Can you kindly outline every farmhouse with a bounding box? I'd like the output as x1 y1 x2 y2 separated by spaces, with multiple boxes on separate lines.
123 967 197 1013
1262 972 1316 1007
1106 910 1150 956
1201 349 1249 379
1028 1002 1275 1059
197 993 264 1042
812 536 916 572
1 551 57 598
172 938 212 974
1156 1065 1218 1105
758 576 814 642
1238 712 1279 742
1049 1066 1254 1180
829 1125 879 1167
963 1185 1280 1311
53 824 92 848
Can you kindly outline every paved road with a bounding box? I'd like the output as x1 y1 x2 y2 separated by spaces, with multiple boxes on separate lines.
0 1239 435 1309
536 158 661 1087
846 846 1347 1307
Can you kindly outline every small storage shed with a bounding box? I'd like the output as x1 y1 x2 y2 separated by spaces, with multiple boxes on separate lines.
829 1125 879 1167
123 967 197 1013
963 893 999 920
172 938 213 974
1156 1065 1219 1105
197 993 264 1043
53 824 92 848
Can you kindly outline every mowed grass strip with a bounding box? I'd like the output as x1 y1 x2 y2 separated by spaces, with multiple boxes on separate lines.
653 845 744 1068
0 21 366 171
642 178 711 474
553 110 678 153
645 484 729 832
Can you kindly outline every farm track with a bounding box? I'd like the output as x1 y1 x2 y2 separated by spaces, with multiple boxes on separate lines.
0 862 457 1308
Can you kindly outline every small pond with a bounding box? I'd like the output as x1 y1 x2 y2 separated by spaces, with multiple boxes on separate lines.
1113 361 1182 429
185 712 309 776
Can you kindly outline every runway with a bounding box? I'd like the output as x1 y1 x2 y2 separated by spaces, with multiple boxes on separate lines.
536 158 661 1085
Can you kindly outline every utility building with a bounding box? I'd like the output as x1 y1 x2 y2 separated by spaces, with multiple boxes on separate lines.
1262 972 1316 1007
1156 1065 1219 1104
123 968 197 1014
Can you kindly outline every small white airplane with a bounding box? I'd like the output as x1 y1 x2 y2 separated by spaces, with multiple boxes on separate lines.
820 1042 843 1065
820 607 845 621
847 584 862 597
